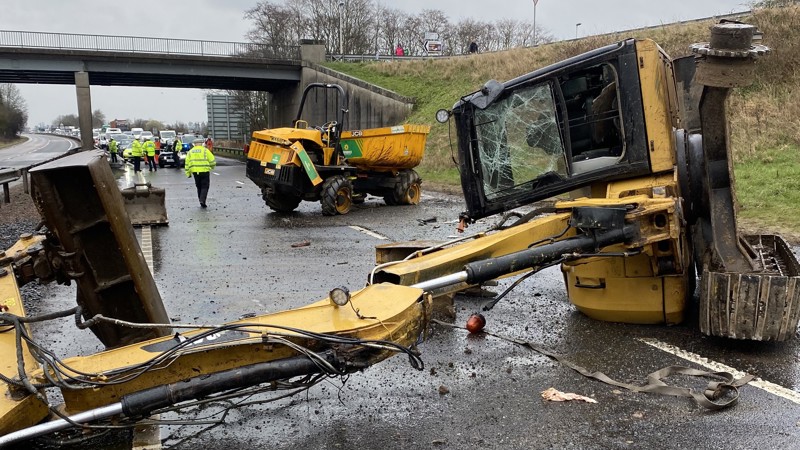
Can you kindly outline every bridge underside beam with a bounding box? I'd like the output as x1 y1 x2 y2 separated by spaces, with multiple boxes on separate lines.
0 70 297 91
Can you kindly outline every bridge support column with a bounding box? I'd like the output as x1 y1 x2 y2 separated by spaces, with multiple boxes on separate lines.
75 71 94 150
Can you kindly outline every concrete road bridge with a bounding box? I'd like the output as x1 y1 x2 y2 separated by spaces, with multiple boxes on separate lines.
0 30 414 146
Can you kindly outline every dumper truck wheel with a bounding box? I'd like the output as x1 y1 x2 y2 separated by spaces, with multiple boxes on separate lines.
389 169 422 205
321 175 353 216
263 189 301 213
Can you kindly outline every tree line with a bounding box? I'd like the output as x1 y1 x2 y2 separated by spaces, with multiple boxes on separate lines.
0 84 27 140
245 0 553 56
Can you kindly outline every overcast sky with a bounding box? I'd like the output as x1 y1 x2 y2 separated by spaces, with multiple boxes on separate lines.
1 0 749 128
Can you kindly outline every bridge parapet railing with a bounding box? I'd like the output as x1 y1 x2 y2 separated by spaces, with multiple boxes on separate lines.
0 30 300 60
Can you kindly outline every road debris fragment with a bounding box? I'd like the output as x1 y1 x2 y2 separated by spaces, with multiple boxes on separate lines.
541 387 598 403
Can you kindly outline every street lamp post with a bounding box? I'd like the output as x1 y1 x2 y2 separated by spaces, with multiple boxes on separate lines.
532 0 538 46
338 1 344 55
575 22 582 39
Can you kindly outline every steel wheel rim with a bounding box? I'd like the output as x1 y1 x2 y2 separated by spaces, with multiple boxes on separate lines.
335 188 351 213
407 183 421 204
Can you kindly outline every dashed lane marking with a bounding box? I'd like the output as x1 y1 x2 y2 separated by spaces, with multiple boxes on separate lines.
349 225 388 240
140 225 155 274
133 225 161 450
235 181 245 185
640 338 800 405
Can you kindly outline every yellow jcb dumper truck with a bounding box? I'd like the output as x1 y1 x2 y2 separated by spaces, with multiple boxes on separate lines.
246 83 430 215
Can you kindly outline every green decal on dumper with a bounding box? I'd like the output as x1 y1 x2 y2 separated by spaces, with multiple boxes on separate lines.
340 139 363 159
291 143 323 186
270 153 281 164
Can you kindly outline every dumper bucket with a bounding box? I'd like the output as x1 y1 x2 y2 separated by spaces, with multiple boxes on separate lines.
121 182 169 226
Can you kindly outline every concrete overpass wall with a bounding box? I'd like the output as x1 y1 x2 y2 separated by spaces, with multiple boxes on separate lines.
271 63 414 131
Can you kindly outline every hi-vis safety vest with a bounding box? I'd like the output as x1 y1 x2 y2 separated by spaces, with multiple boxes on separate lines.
109 140 118 153
185 145 216 176
131 140 144 157
144 140 156 156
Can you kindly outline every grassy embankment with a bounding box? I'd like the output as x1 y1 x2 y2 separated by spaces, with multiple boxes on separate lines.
0 137 27 150
325 6 800 236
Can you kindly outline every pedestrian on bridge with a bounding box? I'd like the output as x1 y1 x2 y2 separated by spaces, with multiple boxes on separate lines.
145 137 157 172
131 137 144 172
185 140 216 208
108 137 119 163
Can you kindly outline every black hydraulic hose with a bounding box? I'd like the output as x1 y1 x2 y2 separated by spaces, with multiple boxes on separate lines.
121 351 340 418
464 225 637 285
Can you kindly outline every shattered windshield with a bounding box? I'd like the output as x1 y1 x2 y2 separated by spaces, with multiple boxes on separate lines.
473 83 567 200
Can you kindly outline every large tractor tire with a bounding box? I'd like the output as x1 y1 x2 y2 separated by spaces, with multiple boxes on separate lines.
320 175 353 216
385 169 421 206
263 189 301 213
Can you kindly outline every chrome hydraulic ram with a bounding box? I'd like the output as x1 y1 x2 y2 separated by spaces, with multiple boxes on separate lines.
0 351 340 446
412 224 637 292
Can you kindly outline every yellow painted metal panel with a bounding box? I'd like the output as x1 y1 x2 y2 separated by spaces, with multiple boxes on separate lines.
378 213 574 288
38 284 428 412
565 271 686 325
340 124 431 170
0 238 49 435
252 127 324 148
636 40 676 173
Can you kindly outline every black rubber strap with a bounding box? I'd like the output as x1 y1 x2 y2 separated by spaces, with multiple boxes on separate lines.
433 319 754 410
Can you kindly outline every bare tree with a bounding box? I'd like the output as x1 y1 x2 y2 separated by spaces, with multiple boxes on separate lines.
377 7 407 54
0 84 27 138
245 1 305 48
92 109 106 128
51 114 79 128
243 1 554 56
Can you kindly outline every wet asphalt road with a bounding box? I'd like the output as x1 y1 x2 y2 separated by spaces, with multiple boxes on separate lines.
24 156 800 449
0 133 79 169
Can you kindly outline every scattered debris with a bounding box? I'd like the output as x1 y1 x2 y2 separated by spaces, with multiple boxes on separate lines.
540 387 598 404
466 313 486 333
291 240 311 248
632 411 644 419
438 385 450 395
417 217 437 225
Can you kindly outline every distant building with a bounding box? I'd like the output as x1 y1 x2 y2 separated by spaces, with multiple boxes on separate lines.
111 119 130 131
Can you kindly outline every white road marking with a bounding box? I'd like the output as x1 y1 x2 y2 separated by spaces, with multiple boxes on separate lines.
349 225 388 240
212 172 220 175
140 225 155 275
639 338 800 405
133 224 160 450
235 181 245 185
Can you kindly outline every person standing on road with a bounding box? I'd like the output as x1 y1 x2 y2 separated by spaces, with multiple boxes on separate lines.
205 136 213 152
145 137 157 172
131 137 144 172
108 137 119 163
185 140 216 208
173 136 183 153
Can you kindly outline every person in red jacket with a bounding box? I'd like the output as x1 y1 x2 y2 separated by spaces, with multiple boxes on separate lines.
395 43 404 56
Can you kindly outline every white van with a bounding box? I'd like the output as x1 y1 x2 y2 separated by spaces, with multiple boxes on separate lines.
131 128 144 138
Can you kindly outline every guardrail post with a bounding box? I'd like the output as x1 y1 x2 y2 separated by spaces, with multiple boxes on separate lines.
21 169 29 194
